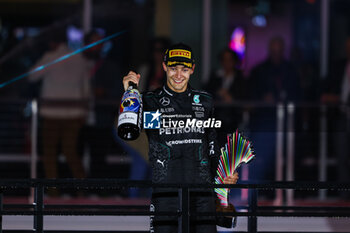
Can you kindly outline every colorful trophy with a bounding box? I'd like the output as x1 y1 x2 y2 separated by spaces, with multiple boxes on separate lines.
215 130 255 206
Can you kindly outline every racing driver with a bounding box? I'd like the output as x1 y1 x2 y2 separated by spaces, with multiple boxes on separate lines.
122 43 239 233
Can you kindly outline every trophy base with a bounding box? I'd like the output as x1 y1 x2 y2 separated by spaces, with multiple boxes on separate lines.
215 199 237 228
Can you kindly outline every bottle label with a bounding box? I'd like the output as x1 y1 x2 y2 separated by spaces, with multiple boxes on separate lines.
118 88 142 128
118 111 138 126
119 89 142 114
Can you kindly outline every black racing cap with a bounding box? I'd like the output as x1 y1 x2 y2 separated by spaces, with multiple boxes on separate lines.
163 43 195 68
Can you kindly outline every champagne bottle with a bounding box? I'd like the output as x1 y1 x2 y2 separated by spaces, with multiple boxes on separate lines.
117 81 142 140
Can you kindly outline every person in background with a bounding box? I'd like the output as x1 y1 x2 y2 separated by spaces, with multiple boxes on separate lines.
83 30 124 180
249 36 300 182
250 37 300 103
205 48 248 146
29 32 91 195
138 37 171 92
206 48 246 104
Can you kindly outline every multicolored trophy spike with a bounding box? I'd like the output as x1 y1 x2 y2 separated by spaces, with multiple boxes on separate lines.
215 130 256 206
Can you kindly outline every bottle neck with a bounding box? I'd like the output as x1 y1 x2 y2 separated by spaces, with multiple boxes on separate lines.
128 81 138 90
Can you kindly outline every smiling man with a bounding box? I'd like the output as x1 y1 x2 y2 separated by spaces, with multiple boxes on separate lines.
122 43 238 233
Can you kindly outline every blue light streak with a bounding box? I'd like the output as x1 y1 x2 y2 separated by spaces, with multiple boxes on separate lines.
0 29 127 88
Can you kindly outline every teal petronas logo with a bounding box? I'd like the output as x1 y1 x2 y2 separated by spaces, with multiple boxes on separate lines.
193 95 200 104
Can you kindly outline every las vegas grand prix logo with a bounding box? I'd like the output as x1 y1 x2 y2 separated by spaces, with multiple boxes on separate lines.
143 110 221 129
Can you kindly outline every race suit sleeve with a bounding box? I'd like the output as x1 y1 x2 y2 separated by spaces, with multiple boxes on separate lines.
208 103 221 181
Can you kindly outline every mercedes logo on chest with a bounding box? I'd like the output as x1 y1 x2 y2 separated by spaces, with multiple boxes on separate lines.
159 97 170 106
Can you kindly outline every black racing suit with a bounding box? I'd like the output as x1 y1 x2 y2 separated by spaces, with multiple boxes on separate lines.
143 84 220 233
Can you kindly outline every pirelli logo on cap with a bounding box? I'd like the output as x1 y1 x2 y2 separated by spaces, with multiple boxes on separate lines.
169 49 191 59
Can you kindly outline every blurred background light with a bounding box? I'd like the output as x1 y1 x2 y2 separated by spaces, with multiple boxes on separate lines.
229 26 246 63
67 25 84 50
252 14 267 27
306 0 316 4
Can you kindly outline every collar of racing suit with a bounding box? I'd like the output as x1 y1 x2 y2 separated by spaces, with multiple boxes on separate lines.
162 83 192 97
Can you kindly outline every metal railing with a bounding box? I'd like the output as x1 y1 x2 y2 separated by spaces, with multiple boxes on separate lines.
0 99 349 203
0 179 350 233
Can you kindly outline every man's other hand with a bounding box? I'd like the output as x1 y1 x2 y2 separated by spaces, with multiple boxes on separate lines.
223 172 239 184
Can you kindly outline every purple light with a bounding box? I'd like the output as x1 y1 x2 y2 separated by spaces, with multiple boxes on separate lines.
229 27 246 59
67 26 83 42
252 15 267 27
